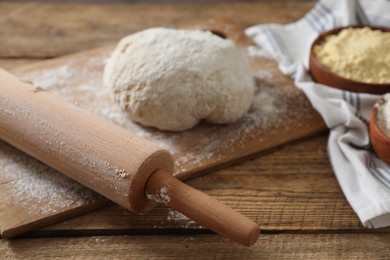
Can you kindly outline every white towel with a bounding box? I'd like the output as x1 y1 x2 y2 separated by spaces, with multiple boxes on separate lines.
246 0 390 228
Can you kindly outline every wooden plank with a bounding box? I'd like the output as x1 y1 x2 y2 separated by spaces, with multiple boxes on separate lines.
0 37 326 237
40 134 364 234
11 43 326 181
0 1 315 58
0 0 324 239
1 233 389 259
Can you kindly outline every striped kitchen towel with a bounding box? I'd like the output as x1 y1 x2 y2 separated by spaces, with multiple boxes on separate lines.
246 0 390 228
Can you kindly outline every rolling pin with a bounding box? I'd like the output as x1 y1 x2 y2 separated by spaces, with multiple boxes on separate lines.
0 68 260 246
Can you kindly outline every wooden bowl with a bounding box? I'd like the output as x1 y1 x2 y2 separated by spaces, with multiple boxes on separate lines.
369 97 390 164
309 25 390 94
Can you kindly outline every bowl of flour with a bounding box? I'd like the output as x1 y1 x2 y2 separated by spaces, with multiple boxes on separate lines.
309 25 390 94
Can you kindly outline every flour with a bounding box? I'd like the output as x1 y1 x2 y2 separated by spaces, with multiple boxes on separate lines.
167 210 198 228
0 141 100 215
377 94 390 137
26 65 72 88
103 28 255 131
19 48 311 177
105 161 130 179
314 27 390 84
3 44 313 222
146 185 171 204
246 45 273 59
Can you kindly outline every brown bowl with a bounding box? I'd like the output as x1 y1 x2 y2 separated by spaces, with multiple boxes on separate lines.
370 97 390 164
309 25 390 94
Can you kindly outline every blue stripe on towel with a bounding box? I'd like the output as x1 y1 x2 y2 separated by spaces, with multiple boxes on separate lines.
267 27 294 64
356 94 361 115
355 94 369 124
304 12 321 32
261 27 294 65
356 0 370 24
318 2 335 29
304 1 334 33
290 71 297 78
314 2 330 31
366 154 390 189
368 15 390 27
349 92 356 109
258 27 283 62
342 91 355 109
304 5 323 32
343 91 356 112
367 221 374 229
342 92 369 124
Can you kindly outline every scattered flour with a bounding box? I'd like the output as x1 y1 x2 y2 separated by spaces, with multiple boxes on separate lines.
1 45 313 220
146 185 171 204
167 210 198 228
23 64 72 89
17 47 312 175
246 45 273 59
105 161 130 179
0 141 101 215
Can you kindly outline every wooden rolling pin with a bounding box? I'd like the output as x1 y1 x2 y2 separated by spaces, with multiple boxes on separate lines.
0 68 260 246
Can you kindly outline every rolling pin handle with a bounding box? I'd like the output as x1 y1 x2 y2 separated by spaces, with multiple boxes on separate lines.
0 67 259 245
145 169 260 246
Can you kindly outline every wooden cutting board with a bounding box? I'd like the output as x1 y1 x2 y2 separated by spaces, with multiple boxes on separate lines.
0 32 326 238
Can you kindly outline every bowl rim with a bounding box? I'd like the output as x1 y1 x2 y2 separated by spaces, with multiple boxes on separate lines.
310 24 390 88
370 96 390 144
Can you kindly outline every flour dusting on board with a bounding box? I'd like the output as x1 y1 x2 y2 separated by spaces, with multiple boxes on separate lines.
16 46 314 177
146 185 171 204
0 45 316 224
167 210 199 228
0 141 101 215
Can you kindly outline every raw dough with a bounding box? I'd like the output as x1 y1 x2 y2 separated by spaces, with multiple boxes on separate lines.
103 28 254 131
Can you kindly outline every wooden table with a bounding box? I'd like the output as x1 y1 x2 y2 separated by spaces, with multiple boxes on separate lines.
0 1 389 258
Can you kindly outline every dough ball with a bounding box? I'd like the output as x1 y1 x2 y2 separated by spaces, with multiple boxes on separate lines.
103 27 254 131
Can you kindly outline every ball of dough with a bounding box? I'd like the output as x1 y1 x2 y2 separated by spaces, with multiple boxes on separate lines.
103 27 254 131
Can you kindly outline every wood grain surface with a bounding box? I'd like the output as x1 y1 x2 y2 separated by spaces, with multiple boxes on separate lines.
1 234 389 259
0 1 315 58
1 1 389 259
37 135 366 234
0 28 325 237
